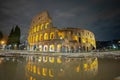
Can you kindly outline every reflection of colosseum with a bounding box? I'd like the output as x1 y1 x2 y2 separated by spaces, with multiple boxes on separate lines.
28 11 96 52
25 56 98 80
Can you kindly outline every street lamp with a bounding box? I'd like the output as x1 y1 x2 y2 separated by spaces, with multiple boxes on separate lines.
1 40 5 45
0 40 6 50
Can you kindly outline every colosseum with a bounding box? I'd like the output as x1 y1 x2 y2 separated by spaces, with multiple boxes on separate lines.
28 11 96 52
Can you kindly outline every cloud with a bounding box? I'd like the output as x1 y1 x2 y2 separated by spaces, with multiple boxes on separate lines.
54 10 75 19
0 0 120 41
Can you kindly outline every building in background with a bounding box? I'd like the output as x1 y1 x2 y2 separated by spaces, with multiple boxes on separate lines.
28 11 96 52
96 40 120 51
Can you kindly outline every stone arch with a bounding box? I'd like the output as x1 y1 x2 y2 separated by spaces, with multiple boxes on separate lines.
39 34 43 41
43 45 48 52
39 45 42 51
40 24 43 30
58 32 64 39
34 26 37 32
49 44 55 52
36 34 39 42
45 23 49 29
44 33 48 40
37 25 40 31
50 32 55 39
57 44 62 52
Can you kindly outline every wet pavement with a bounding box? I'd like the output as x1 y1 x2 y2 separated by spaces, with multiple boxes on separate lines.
0 53 120 80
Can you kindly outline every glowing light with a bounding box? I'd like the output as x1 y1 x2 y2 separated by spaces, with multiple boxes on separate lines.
49 69 54 77
45 23 49 29
49 44 55 52
57 57 62 63
49 57 55 63
82 39 85 43
41 24 43 30
44 33 48 40
90 58 98 69
38 56 42 62
60 37 62 39
0 40 5 45
118 41 120 43
39 34 43 41
1 41 4 44
37 25 39 31
84 63 90 71
76 65 80 72
35 34 39 42
73 36 78 41
34 26 36 32
57 44 62 52
33 65 36 74
60 68 63 72
33 78 36 80
43 45 48 52
30 76 33 80
42 68 47 76
43 56 48 63
112 44 116 49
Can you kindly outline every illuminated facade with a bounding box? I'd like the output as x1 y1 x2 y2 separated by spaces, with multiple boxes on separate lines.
28 11 96 52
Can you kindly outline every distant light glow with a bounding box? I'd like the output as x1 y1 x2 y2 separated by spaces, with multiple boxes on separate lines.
112 44 116 49
1 40 5 45
118 41 120 43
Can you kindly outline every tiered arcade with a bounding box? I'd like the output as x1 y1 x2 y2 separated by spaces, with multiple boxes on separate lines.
28 11 96 52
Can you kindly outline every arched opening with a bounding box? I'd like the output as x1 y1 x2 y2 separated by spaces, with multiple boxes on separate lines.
45 23 49 29
82 38 86 43
39 34 43 41
50 32 55 39
57 44 62 52
43 45 48 52
36 34 39 42
49 44 55 52
34 26 37 32
31 36 33 43
87 46 89 52
39 45 42 51
33 36 35 43
44 33 48 40
58 32 64 39
73 36 78 41
41 24 43 30
37 25 39 31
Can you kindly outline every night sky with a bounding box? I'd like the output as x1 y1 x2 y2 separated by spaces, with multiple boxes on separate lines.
0 0 120 41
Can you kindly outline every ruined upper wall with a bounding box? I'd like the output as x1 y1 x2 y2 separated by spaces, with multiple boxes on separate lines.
30 11 52 27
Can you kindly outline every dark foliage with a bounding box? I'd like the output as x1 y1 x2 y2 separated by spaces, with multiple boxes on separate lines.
7 25 21 48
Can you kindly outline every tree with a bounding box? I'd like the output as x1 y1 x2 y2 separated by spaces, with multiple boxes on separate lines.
7 27 14 45
7 25 21 49
14 25 21 45
0 31 3 40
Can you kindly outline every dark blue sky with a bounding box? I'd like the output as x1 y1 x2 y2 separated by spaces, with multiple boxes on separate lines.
0 0 120 41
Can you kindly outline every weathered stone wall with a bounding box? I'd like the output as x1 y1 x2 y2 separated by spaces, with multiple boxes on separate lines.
28 11 96 52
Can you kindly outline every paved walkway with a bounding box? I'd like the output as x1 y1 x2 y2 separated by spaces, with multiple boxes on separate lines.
0 50 120 58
